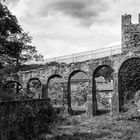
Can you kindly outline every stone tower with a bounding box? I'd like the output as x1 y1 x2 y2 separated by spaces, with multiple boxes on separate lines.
122 14 140 53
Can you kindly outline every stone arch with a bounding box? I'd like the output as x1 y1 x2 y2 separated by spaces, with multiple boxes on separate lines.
67 70 89 115
114 52 140 72
92 65 114 116
27 78 42 89
2 80 23 100
47 74 62 85
118 57 140 111
46 74 63 99
3 80 22 91
2 73 19 84
27 78 42 99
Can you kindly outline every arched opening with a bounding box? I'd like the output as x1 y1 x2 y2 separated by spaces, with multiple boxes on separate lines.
67 70 89 115
2 81 23 100
118 57 140 112
27 78 42 99
47 74 64 107
92 65 114 116
2 73 19 83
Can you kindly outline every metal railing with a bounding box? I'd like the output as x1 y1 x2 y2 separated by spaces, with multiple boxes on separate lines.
44 45 122 64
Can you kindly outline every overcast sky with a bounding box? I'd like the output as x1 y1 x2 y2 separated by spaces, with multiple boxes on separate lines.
4 0 140 59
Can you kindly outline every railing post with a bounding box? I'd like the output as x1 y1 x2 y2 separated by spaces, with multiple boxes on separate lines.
93 53 95 59
91 51 93 60
72 54 74 63
112 47 114 56
111 47 113 56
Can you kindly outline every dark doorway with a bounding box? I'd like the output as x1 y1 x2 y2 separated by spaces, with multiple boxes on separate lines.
118 57 140 112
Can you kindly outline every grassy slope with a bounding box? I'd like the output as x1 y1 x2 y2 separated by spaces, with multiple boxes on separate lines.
38 113 140 140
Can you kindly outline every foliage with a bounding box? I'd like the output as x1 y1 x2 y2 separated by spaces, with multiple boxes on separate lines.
2 81 23 100
119 91 140 121
1 79 43 101
48 82 65 106
39 114 140 140
0 100 56 140
119 58 140 105
96 67 113 81
119 104 140 121
45 61 67 68
100 97 109 106
26 79 42 99
0 2 44 68
0 2 21 64
19 64 45 71
7 32 44 66
96 91 110 109
71 83 89 106
48 61 60 66
48 81 89 107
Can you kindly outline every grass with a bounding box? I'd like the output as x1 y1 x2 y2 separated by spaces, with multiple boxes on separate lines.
37 111 140 140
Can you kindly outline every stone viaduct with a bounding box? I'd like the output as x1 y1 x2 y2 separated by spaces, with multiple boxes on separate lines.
3 14 140 116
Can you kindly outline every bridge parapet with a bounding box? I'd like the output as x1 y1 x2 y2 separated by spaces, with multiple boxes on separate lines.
44 45 122 64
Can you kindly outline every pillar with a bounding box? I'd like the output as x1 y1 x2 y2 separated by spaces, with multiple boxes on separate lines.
67 80 73 115
92 77 97 116
111 72 119 117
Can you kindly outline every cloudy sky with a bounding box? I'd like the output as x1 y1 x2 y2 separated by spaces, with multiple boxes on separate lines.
4 0 140 59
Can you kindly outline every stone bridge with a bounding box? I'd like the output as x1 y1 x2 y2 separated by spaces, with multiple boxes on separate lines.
2 14 140 116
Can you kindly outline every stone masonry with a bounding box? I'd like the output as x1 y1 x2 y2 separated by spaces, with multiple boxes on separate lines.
2 14 140 116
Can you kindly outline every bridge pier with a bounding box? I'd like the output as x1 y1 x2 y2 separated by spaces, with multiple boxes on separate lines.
92 78 98 116
111 72 119 117
67 79 73 115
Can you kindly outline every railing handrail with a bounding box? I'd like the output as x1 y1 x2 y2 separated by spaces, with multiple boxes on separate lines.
43 44 121 64
45 44 121 60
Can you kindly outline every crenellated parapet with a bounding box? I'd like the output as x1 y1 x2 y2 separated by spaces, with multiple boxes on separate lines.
122 13 140 53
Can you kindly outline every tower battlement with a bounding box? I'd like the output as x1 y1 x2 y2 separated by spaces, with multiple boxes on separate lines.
122 14 132 25
122 14 140 53
122 13 140 25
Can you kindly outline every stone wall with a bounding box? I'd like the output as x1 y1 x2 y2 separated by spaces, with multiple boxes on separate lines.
122 14 140 53
2 14 140 117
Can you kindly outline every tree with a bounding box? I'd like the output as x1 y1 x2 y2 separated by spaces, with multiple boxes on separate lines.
0 2 44 70
0 2 22 66
7 32 44 69
96 67 113 81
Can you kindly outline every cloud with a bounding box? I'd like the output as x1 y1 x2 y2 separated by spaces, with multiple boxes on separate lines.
6 0 113 26
5 0 140 59
39 0 111 26
4 0 20 8
6 0 120 58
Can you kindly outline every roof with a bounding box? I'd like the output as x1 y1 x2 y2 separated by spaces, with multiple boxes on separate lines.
49 72 89 83
50 78 65 83
71 72 89 81
96 83 113 91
